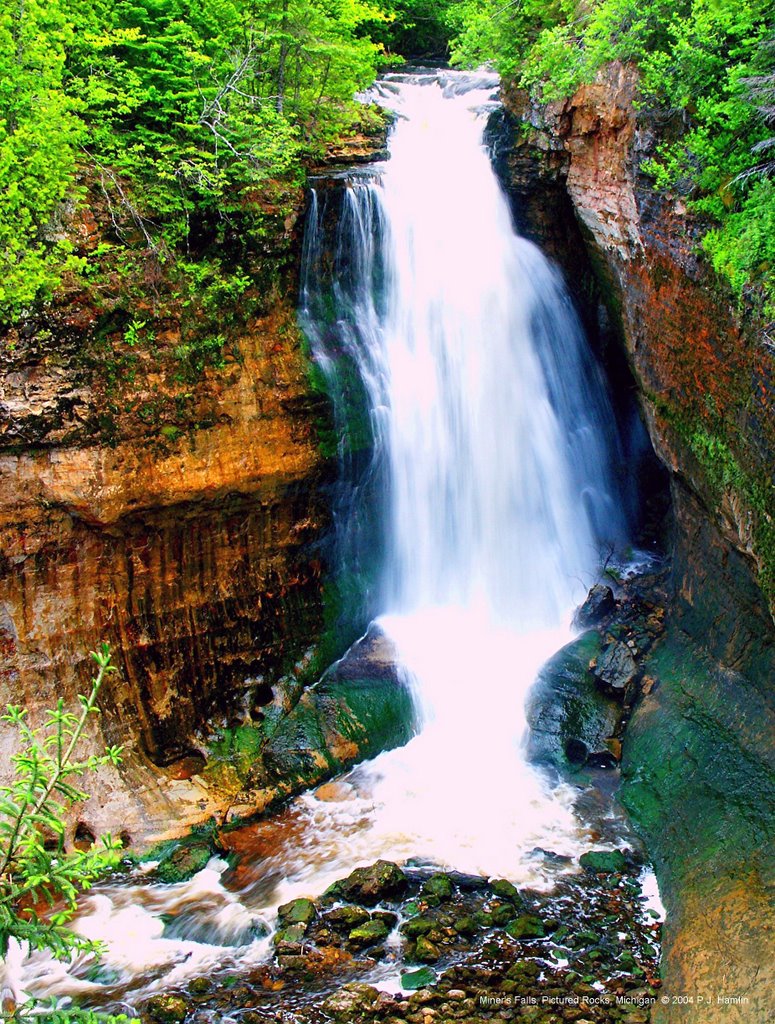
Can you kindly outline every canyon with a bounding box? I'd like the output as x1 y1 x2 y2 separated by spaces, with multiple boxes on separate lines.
0 63 773 1019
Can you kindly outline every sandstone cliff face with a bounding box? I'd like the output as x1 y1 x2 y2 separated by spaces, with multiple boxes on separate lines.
0 209 336 842
503 65 774 661
500 63 774 1020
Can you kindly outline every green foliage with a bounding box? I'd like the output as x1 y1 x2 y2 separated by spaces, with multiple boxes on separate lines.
0 0 85 315
0 0 398 322
703 178 775 307
449 0 774 305
0 644 123 962
365 0 455 58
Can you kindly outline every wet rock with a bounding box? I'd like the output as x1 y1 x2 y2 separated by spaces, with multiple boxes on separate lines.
575 584 616 627
323 905 371 931
451 914 479 935
373 910 399 929
156 842 212 884
526 631 623 771
333 859 408 905
347 918 390 948
414 935 441 962
273 922 308 945
585 749 619 769
531 847 574 866
321 982 380 1019
622 626 775 1020
594 642 638 697
489 878 523 904
261 629 415 789
579 849 627 874
277 897 316 926
421 873 454 902
505 960 541 982
504 914 545 939
144 994 189 1023
401 915 436 938
488 904 516 925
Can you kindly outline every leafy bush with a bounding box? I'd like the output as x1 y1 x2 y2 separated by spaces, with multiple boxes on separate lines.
0 643 126 1021
448 0 774 307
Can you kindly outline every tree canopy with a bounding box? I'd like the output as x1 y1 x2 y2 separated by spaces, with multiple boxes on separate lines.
0 0 401 319
1 0 772 318
448 0 775 309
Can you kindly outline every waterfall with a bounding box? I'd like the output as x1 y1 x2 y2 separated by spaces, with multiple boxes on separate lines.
9 69 638 1011
292 68 631 879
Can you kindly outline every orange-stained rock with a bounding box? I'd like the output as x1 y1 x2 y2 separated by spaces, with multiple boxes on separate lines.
0 299 330 844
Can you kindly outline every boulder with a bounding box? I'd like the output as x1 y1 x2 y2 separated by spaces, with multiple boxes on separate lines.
594 642 638 696
155 841 212 884
579 849 627 874
333 859 408 905
574 584 616 627
277 897 316 926
526 631 623 771
262 627 415 786
421 873 454 901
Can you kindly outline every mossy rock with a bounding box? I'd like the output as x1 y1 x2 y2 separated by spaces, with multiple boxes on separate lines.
505 960 541 982
414 935 441 962
401 915 436 938
525 631 623 771
421 873 454 901
334 859 408 905
277 897 316 926
156 842 212 884
488 903 517 925
579 849 627 874
490 878 523 904
347 918 390 948
144 994 189 1023
273 922 308 945
621 626 775 1020
262 628 415 788
324 905 370 930
452 914 479 935
505 914 545 939
321 982 380 1019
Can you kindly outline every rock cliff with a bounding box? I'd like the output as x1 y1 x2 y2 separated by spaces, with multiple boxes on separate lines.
0 183 338 843
497 62 775 1020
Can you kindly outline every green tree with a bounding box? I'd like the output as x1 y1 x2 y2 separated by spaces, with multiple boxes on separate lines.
0 0 84 315
448 0 775 307
0 644 123 962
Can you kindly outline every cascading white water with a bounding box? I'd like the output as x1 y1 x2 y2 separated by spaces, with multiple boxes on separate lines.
7 68 637 1010
281 68 632 882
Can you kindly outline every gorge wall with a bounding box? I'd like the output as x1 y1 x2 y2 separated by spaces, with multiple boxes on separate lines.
0 186 339 842
496 62 774 1020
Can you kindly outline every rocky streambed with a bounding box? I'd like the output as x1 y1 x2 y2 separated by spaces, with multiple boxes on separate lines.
135 856 661 1024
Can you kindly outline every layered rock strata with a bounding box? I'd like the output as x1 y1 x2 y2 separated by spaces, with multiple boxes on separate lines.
496 62 774 1021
